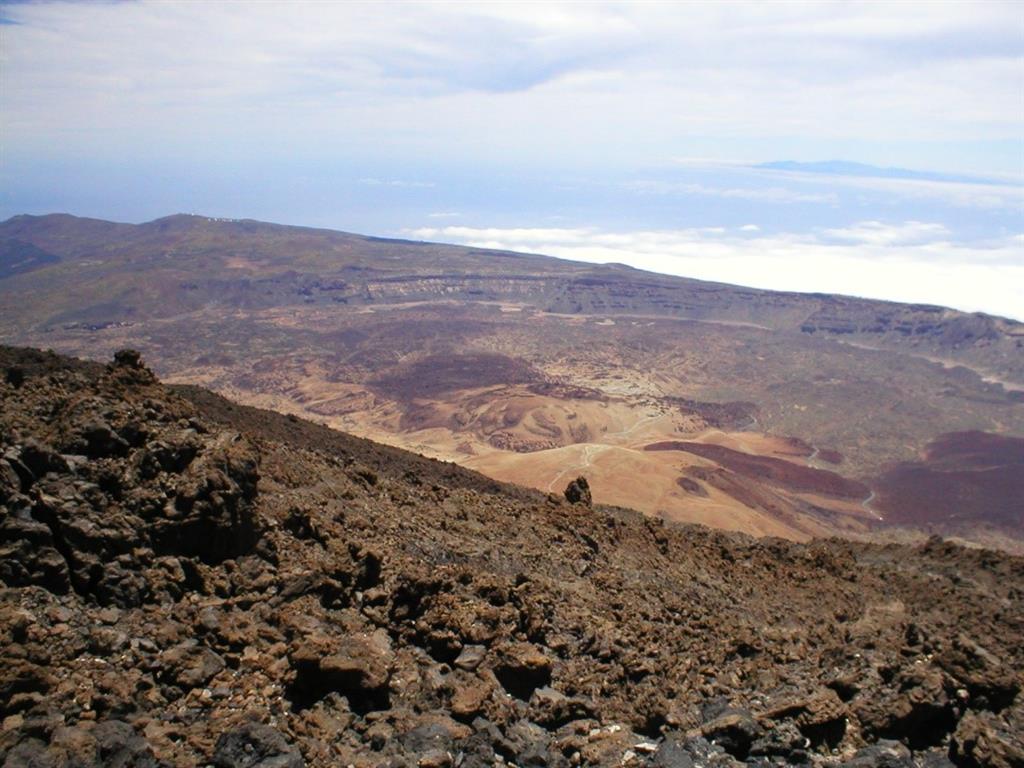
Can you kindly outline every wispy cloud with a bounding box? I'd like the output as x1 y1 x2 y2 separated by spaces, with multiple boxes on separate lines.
822 221 951 246
755 165 1024 210
409 222 1024 320
656 159 1024 210
358 178 435 189
627 180 838 205
826 175 1024 211
755 160 1012 185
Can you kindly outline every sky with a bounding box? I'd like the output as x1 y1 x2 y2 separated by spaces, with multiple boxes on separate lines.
2 1 1022 318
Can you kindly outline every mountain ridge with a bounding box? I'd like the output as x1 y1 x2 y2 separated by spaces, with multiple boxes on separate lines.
4 212 1022 324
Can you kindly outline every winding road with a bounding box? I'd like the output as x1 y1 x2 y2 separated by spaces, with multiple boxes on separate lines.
803 441 883 521
545 443 609 493
861 490 883 521
544 412 662 493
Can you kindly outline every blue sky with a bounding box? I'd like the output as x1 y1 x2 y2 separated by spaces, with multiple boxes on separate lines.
1 1 1022 317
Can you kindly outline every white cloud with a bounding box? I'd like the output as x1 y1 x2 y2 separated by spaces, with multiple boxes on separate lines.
408 222 1024 320
822 221 951 245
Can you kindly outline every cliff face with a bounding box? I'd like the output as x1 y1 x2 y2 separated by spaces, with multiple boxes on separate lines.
1 346 1022 767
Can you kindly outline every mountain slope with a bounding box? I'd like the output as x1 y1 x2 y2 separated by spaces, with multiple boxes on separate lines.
1 346 1022 767
1 213 1022 546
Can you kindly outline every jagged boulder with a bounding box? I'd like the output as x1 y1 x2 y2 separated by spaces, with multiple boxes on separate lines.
950 710 1024 768
287 630 394 712
564 475 592 506
155 434 260 563
492 642 553 700
159 640 226 690
937 634 1022 711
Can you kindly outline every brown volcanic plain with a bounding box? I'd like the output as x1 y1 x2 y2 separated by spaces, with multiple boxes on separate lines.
1 213 1022 547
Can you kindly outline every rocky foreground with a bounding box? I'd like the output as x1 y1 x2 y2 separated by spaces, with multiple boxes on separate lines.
1 347 1022 768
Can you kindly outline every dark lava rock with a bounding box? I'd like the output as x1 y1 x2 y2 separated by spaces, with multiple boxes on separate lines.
16 439 69 479
1 720 165 768
453 644 486 671
492 642 553 700
651 735 696 768
1 345 1023 767
762 688 847 748
528 686 596 728
0 515 71 593
213 721 304 768
5 366 24 388
113 349 144 369
700 708 762 759
840 739 915 768
950 710 1024 768
748 721 808 762
92 720 166 768
153 436 260 564
159 640 226 690
937 634 1021 712
399 723 454 753
0 353 262 607
77 418 131 458
854 663 958 750
563 476 592 506
656 735 738 768
0 656 54 717
287 631 393 712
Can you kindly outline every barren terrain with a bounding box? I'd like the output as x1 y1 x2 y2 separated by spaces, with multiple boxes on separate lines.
1 214 1022 546
1 346 1022 766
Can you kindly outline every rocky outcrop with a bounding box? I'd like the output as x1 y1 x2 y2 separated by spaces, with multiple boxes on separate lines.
564 476 592 506
0 349 260 608
1 346 1022 767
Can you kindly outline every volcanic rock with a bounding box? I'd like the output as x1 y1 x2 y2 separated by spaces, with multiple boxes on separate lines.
213 721 304 768
564 476 592 506
492 641 553 700
950 709 1024 768
159 640 226 690
287 630 394 712
0 345 1022 767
